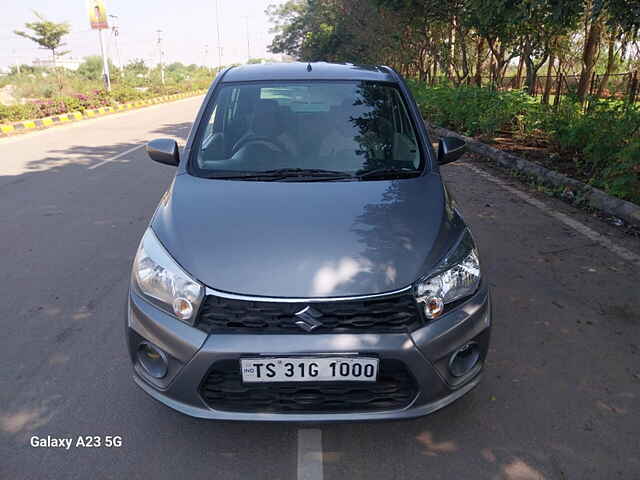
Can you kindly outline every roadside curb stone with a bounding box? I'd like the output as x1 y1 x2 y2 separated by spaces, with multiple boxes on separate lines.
427 122 640 228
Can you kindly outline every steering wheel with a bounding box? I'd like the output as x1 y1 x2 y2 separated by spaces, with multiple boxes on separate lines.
231 136 288 158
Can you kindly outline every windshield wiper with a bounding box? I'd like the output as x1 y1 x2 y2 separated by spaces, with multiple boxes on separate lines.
205 168 354 181
356 167 420 180
256 168 353 178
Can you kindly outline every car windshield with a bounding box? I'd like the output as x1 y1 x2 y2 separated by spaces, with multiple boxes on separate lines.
191 81 422 179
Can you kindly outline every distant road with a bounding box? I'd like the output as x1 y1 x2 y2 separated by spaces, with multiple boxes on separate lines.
1 95 639 479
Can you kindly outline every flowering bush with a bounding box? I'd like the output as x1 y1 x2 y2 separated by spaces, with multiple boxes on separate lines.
32 99 69 117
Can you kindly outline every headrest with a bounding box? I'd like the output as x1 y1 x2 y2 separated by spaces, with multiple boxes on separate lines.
254 99 280 115
252 99 282 137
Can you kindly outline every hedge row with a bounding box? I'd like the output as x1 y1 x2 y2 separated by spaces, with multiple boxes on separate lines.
409 81 640 204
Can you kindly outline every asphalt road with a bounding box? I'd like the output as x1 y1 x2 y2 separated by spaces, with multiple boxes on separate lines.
1 97 639 480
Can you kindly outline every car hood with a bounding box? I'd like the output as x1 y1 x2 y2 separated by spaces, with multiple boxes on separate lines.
151 173 462 298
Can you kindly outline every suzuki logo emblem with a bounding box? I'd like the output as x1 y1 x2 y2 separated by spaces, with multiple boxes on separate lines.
294 306 324 332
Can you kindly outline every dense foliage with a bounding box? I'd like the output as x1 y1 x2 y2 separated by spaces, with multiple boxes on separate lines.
268 0 640 100
408 81 533 135
0 60 214 123
409 82 640 203
543 101 640 202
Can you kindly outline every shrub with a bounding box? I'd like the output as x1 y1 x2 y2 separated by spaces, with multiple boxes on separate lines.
109 86 145 103
539 100 640 201
0 103 38 122
408 81 534 136
601 139 640 203
61 95 83 112
31 99 68 117
408 81 640 204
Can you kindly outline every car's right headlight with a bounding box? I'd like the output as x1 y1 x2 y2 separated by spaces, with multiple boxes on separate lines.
414 229 481 319
131 228 204 324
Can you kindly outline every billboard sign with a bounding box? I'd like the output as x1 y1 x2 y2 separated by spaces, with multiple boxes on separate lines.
87 0 109 30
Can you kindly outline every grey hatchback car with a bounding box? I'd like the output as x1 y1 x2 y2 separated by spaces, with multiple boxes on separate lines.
126 62 491 421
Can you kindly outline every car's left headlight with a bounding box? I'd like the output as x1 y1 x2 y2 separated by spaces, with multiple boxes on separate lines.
414 229 481 319
132 228 204 324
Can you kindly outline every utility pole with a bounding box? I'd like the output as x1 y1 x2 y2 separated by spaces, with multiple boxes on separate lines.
109 14 122 71
243 16 250 62
215 0 222 72
157 29 165 86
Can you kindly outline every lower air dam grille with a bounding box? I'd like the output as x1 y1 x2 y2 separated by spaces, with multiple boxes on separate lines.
199 359 417 413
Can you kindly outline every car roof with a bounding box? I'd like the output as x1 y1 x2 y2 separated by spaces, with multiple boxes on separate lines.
221 62 397 83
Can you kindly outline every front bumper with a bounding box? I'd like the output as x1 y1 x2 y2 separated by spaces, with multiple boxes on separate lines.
126 282 491 421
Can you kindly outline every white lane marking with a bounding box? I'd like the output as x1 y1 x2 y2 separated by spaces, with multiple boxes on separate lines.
298 429 323 480
461 162 640 269
87 144 145 170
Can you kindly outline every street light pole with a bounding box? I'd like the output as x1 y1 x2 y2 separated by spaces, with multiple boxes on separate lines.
98 27 111 91
215 0 222 72
109 14 122 71
204 44 210 71
243 16 250 62
157 29 165 86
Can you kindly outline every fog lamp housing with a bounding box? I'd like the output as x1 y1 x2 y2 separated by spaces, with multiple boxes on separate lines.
137 342 168 379
449 342 480 377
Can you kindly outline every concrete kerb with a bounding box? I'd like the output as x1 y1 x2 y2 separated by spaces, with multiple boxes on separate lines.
428 122 640 228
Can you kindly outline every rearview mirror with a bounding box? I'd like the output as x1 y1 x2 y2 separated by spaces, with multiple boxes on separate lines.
147 138 179 166
438 136 466 165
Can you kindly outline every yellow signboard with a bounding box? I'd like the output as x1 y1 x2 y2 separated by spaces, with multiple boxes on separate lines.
87 0 109 30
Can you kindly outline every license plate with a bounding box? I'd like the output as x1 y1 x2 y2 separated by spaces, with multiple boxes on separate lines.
240 356 379 383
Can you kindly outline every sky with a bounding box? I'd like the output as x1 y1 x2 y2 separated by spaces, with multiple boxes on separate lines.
0 0 288 69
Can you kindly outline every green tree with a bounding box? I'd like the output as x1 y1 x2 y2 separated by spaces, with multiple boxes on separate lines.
125 58 148 74
77 55 117 81
124 58 148 75
9 64 38 75
166 62 185 72
267 0 310 59
14 11 70 68
513 0 581 95
266 0 640 97
267 0 386 63
577 0 640 102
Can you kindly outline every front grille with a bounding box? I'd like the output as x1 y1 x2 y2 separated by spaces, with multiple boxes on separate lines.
195 292 422 334
199 359 417 413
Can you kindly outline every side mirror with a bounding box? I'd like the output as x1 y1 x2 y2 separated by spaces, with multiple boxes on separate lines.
438 136 466 165
146 138 179 166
